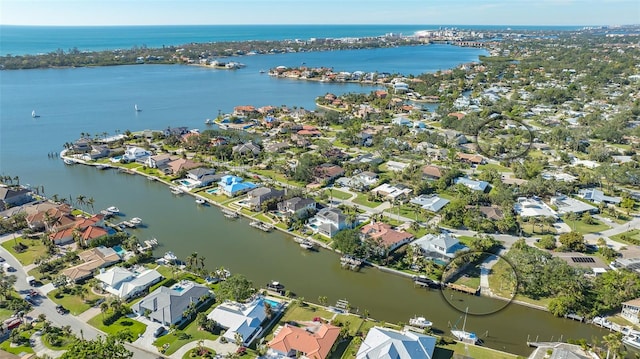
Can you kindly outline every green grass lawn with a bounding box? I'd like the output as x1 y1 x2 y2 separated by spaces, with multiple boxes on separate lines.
598 211 630 225
332 314 365 336
327 189 352 200
47 287 103 315
434 342 520 359
562 219 610 234
279 302 334 323
477 163 511 172
384 204 429 222
1 238 49 266
610 229 640 244
0 329 36 355
153 320 220 355
252 169 306 187
88 313 147 338
519 223 556 236
351 194 384 208
486 258 518 300
450 265 481 289
0 308 15 321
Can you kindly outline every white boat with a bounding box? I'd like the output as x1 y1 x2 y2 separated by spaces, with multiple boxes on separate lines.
170 186 184 195
63 158 75 165
106 206 120 214
299 239 316 250
163 251 178 263
204 119 212 125
31 110 38 118
409 316 433 328
130 217 142 225
195 198 206 205
623 333 640 350
134 104 141 112
451 307 480 344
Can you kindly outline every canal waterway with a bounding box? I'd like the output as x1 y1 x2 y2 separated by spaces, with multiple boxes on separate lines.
0 46 608 356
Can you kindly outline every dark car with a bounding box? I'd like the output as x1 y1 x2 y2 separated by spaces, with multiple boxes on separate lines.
55 305 68 314
153 326 166 338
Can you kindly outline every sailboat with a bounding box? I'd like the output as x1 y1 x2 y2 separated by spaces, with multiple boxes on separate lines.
134 104 141 112
451 307 480 344
31 110 39 118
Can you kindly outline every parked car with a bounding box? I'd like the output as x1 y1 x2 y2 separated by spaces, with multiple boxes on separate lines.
153 326 166 338
55 305 68 314
0 256 5 262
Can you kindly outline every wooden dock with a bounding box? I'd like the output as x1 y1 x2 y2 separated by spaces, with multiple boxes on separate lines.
221 209 239 219
250 221 272 232
340 255 363 270
445 283 479 295
413 276 441 289
138 238 158 252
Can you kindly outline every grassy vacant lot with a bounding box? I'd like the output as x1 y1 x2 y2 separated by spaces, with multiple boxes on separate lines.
47 286 103 315
326 188 352 200
352 194 383 208
88 313 147 338
153 318 220 355
611 229 640 244
1 238 48 266
562 219 610 234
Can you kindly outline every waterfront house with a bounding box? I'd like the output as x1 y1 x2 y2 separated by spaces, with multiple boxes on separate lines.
312 164 345 184
163 126 189 137
277 197 316 218
186 167 218 188
410 194 450 213
232 142 261 156
166 158 202 175
360 221 414 252
308 207 349 238
95 267 163 301
72 138 92 153
61 246 121 283
371 183 412 201
412 232 468 260
207 296 270 345
550 195 598 215
0 186 32 208
233 105 258 117
355 326 436 359
514 197 558 218
145 154 174 169
454 177 490 192
218 175 257 197
268 323 341 359
245 187 285 211
80 145 111 161
621 298 640 324
122 146 151 163
49 217 110 246
132 281 212 326
578 188 622 205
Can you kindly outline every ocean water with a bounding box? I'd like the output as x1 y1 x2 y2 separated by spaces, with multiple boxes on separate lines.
0 24 581 56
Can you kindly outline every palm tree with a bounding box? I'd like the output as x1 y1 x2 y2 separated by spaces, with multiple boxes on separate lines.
86 197 95 215
76 194 86 212
264 302 273 319
198 255 206 270
187 252 199 269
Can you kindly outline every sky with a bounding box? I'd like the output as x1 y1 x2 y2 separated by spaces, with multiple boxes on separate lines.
1 0 638 27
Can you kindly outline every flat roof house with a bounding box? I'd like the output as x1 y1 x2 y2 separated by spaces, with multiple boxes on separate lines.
95 267 163 300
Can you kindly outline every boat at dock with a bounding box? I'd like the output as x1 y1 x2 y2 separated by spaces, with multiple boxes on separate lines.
170 186 184 195
106 206 120 214
95 164 110 170
409 316 433 329
623 332 640 350
250 221 272 232
299 239 316 250
163 251 178 263
137 238 158 252
266 281 285 295
195 198 206 205
63 158 76 165
451 307 480 345
222 210 239 219
340 255 363 270
130 217 142 225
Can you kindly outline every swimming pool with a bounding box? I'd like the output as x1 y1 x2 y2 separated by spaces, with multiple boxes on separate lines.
206 188 219 195
113 245 125 256
264 299 281 308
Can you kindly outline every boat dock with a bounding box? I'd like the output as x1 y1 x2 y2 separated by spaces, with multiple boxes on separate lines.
412 276 441 289
221 209 239 219
137 238 158 252
340 255 363 270
445 283 479 295
250 221 272 232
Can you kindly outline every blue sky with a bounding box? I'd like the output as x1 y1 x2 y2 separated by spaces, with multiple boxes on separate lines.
1 0 638 26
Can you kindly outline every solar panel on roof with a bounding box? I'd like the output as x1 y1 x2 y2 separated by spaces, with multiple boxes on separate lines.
571 257 595 263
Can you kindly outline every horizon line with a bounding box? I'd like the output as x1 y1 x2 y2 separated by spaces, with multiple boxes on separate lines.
1 23 635 28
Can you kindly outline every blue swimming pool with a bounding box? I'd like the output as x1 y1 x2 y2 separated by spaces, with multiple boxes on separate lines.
264 299 281 308
206 188 219 194
113 245 125 256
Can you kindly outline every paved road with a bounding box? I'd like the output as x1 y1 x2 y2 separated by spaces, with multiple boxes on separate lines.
0 233 165 359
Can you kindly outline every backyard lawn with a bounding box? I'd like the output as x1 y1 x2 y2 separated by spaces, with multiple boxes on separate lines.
87 313 147 338
153 320 220 355
1 238 48 266
351 194 383 208
433 342 519 359
326 189 352 200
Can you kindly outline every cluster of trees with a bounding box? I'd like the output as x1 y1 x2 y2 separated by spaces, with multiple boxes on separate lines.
507 239 640 317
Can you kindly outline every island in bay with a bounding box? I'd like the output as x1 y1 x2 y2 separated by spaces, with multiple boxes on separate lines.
0 24 640 359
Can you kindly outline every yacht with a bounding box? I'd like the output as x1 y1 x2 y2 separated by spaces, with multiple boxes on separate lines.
163 251 178 263
409 316 433 329
129 217 142 225
31 110 38 118
106 206 120 214
266 281 285 294
63 158 75 165
451 307 480 344
195 198 206 205
204 118 212 125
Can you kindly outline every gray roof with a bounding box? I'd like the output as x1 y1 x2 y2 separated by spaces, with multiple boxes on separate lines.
133 282 211 325
579 188 621 204
410 195 449 212
279 197 315 212
317 207 346 224
188 167 215 177
356 327 436 359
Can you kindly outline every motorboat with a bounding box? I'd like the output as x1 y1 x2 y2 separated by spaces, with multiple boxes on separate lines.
451 307 480 344
204 119 212 125
129 217 142 225
31 110 39 118
134 104 141 112
409 316 433 328
163 251 178 263
170 186 184 195
266 281 285 294
623 333 640 350
195 198 206 205
63 158 75 165
299 239 316 250
106 206 120 214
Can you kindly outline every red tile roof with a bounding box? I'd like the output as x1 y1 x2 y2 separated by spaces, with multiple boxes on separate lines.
360 222 414 249
268 323 340 359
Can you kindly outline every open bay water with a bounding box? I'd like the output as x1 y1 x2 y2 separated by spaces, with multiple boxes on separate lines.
0 24 582 56
0 26 606 355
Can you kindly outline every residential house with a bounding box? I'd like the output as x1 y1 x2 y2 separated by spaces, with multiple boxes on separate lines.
385 161 409 172
356 326 436 359
49 218 110 246
232 142 261 156
514 197 558 218
391 116 412 127
308 207 349 238
277 197 316 218
0 186 32 208
164 126 189 137
454 177 490 192
80 145 111 161
456 153 486 165
349 154 383 166
61 246 121 283
410 194 450 213
371 183 412 201
24 202 72 231
132 281 212 326
145 154 173 169
421 165 443 180
122 146 152 163
578 188 622 205
95 267 163 300
166 158 202 175
621 298 640 325
245 187 285 211
186 167 219 188
207 296 270 345
264 141 290 153
218 175 257 197
312 164 344 184
360 221 414 252
72 138 92 153
268 323 341 359
468 205 505 220
412 232 468 260
550 195 598 215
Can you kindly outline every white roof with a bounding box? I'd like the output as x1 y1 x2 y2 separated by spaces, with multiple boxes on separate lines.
356 326 436 359
96 266 134 287
207 296 268 344
97 267 162 299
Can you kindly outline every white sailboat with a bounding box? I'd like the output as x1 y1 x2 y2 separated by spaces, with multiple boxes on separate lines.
451 307 480 344
134 104 141 112
31 110 39 118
